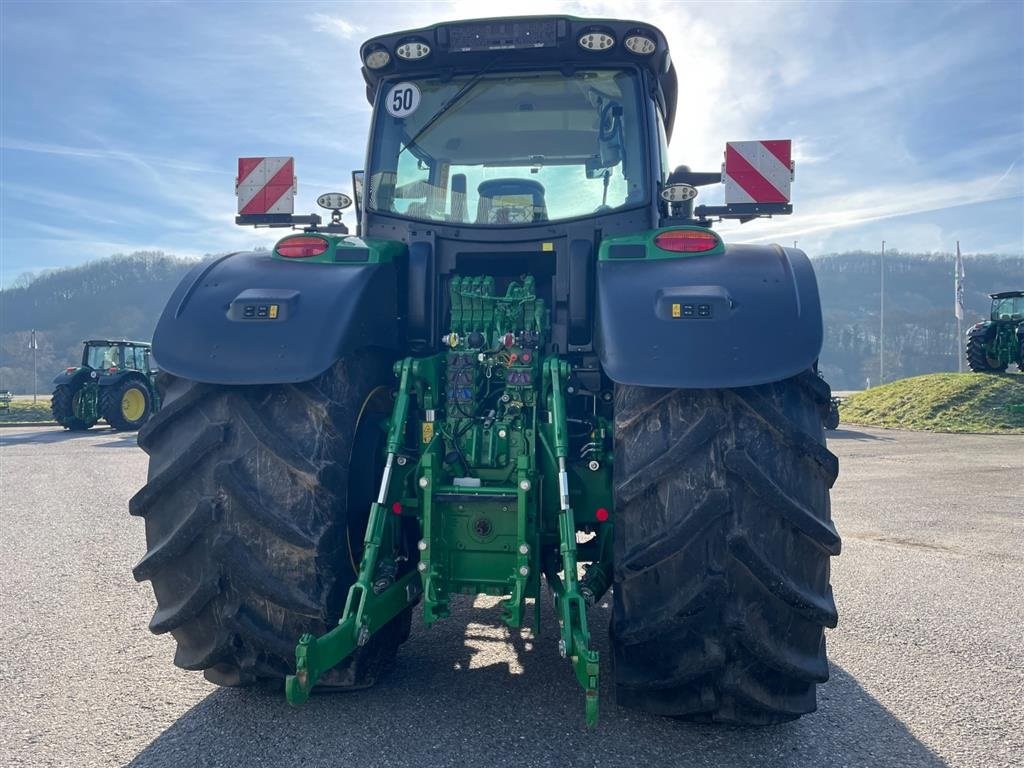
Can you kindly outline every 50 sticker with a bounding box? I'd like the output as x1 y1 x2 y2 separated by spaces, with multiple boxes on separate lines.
386 82 421 118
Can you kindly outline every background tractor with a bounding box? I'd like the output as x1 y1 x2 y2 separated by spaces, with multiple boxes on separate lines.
52 340 160 430
966 291 1024 373
131 16 840 727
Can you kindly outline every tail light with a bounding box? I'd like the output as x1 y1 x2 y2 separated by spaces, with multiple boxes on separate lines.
654 229 720 253
277 236 329 258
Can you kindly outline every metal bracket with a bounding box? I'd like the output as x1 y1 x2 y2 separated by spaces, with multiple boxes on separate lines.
543 358 600 727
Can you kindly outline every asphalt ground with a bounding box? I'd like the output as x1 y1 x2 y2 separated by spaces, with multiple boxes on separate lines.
1 424 1021 768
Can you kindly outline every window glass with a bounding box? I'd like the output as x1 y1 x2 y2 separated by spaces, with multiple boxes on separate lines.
368 69 648 226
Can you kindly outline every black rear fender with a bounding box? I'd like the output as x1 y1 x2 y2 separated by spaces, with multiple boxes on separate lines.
97 371 150 388
152 251 400 385
52 368 93 388
596 243 823 389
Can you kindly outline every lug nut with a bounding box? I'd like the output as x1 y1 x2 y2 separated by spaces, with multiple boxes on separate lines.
558 639 567 658
588 460 600 471
417 562 428 572
519 479 531 492
519 566 529 577
518 543 530 555
418 477 429 488
417 540 428 551
396 455 408 466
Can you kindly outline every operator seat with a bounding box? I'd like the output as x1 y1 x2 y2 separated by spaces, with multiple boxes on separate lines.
476 179 548 224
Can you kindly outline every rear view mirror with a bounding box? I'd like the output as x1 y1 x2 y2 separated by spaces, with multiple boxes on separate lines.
585 157 614 179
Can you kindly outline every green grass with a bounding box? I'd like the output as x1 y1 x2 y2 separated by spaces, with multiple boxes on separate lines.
0 396 54 423
840 372 1024 433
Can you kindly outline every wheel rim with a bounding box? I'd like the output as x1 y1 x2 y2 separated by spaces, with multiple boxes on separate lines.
121 388 146 421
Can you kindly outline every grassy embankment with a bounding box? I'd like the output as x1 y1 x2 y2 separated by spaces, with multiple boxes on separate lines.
0 396 54 424
840 372 1024 434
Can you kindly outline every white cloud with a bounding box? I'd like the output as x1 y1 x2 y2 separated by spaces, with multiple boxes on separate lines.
311 12 364 41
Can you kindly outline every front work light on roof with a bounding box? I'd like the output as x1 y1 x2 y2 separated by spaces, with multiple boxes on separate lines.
396 39 431 60
578 31 615 51
624 34 657 55
364 47 391 70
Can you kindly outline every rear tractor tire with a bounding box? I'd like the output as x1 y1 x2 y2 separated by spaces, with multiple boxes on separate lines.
130 352 412 689
966 326 1006 373
101 379 153 431
611 370 841 725
51 383 95 431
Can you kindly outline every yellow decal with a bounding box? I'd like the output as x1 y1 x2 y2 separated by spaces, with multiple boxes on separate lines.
671 303 681 318
268 304 279 319
541 242 554 252
422 422 435 444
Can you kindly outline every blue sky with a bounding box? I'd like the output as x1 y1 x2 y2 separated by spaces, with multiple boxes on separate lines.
1 0 1022 285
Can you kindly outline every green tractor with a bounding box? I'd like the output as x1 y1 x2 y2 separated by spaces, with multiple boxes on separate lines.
131 17 840 727
52 340 160 430
966 291 1024 373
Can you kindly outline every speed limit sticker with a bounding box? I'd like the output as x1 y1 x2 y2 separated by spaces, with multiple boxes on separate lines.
386 82 421 118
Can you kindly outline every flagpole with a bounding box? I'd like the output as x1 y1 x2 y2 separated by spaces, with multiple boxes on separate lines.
880 240 885 385
955 242 964 373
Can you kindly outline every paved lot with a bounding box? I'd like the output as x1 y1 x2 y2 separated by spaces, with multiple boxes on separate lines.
1 424 1021 767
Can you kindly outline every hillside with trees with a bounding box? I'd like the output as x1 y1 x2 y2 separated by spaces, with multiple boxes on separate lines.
0 249 1020 394
0 253 204 394
815 251 1023 389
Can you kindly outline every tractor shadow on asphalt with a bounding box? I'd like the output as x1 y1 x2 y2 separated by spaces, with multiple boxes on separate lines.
0 426 138 447
127 597 948 768
826 427 895 441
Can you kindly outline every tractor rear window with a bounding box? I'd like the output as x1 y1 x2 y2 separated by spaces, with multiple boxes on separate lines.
86 345 120 369
993 296 1024 320
367 69 648 226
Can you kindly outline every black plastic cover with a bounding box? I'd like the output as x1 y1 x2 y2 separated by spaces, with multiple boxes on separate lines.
596 244 823 388
152 251 399 385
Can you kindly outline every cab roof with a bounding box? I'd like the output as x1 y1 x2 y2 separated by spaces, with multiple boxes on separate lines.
84 339 151 347
990 291 1023 299
359 15 679 138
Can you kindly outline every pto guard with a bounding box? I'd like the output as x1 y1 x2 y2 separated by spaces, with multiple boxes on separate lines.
596 244 823 389
152 251 399 385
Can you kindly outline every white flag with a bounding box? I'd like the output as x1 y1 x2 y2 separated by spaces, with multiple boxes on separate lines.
954 242 965 321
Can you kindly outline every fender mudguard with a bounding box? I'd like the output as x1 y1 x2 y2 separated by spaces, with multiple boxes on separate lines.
97 371 149 388
52 368 93 387
596 244 823 389
153 251 399 385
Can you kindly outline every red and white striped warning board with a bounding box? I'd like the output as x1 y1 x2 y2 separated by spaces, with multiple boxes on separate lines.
723 140 793 204
236 157 296 215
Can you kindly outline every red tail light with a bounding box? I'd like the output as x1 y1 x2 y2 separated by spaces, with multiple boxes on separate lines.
595 508 610 522
277 236 329 258
654 229 719 253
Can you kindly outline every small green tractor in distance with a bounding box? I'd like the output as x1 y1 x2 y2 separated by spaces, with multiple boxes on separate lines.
966 291 1024 373
52 340 160 430
130 16 840 727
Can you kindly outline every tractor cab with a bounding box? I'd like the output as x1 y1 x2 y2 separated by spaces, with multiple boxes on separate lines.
81 340 155 375
990 291 1024 322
